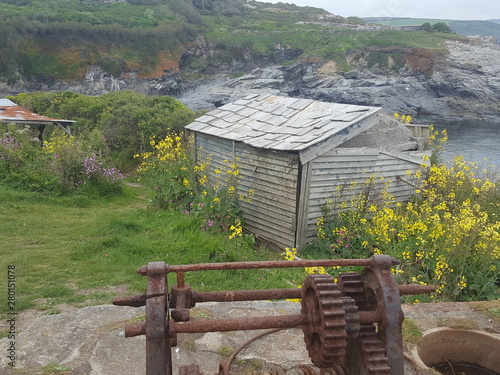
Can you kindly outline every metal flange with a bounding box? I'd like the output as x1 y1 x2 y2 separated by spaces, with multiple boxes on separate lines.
362 255 404 374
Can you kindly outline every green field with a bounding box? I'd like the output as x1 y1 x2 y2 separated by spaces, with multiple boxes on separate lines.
0 183 302 318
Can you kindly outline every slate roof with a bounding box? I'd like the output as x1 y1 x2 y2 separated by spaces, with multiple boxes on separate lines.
186 94 380 151
0 99 75 125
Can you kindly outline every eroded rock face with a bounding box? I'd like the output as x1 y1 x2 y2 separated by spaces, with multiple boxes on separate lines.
174 37 500 121
3 37 500 121
428 38 500 119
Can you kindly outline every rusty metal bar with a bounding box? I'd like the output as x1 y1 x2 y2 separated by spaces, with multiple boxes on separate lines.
126 314 306 337
125 310 381 338
192 288 302 303
125 323 148 338
193 284 435 303
114 283 435 308
177 272 185 288
398 284 436 295
136 257 400 275
113 294 148 307
124 315 304 337
174 314 306 333
359 310 380 323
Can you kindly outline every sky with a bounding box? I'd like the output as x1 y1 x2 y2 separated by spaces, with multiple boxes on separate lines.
263 0 500 20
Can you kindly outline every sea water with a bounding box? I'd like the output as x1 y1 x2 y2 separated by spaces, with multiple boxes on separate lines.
428 119 500 169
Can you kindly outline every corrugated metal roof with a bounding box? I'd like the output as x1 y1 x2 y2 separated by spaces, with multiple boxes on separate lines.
0 99 75 125
185 95 380 152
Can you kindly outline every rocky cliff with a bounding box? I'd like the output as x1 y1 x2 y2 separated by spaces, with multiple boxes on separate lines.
177 37 500 121
2 36 500 121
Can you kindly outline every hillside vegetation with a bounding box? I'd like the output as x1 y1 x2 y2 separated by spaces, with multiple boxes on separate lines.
0 0 465 84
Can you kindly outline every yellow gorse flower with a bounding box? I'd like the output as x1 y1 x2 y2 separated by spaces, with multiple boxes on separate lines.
229 219 243 239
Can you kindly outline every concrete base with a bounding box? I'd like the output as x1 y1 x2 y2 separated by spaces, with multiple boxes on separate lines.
1 300 499 375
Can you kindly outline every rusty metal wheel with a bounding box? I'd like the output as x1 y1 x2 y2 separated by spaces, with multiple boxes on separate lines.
357 325 391 375
338 271 391 374
301 274 348 368
341 296 360 339
337 272 366 310
346 325 392 375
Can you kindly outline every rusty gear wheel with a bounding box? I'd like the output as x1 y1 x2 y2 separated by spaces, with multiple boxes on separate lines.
338 272 391 374
361 256 404 374
346 323 392 375
337 272 366 310
356 325 391 375
301 274 348 368
341 296 360 339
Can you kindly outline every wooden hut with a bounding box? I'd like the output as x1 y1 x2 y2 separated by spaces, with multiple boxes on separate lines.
186 94 428 250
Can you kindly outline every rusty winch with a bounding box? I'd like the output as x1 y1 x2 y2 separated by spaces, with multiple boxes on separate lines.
113 255 435 375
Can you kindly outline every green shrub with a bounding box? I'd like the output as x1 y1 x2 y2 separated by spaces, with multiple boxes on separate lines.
9 91 195 161
135 132 251 240
0 131 60 193
44 130 125 196
0 128 125 197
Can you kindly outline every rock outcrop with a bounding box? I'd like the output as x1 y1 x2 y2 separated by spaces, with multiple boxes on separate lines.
177 37 500 121
2 37 500 121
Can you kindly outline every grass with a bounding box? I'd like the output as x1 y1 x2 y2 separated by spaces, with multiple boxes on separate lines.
41 364 72 374
469 300 500 325
0 183 302 318
402 318 422 345
216 345 234 357
205 27 463 66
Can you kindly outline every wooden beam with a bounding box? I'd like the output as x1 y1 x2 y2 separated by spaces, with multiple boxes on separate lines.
295 161 312 251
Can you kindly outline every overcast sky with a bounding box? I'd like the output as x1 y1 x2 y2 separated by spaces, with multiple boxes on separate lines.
263 0 500 20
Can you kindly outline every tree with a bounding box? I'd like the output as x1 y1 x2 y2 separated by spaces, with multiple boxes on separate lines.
422 22 433 32
433 22 452 33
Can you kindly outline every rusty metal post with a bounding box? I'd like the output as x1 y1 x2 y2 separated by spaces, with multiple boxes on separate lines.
145 261 171 375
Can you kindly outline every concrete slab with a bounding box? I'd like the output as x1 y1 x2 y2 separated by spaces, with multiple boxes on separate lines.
1 300 499 375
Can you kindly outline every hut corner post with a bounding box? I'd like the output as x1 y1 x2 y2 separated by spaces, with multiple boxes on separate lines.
295 160 312 251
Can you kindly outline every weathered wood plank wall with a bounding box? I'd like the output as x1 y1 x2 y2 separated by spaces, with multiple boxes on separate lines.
236 144 299 249
194 132 300 249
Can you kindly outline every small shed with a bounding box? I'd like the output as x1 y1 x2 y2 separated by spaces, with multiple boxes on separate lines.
0 99 75 142
186 94 427 250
